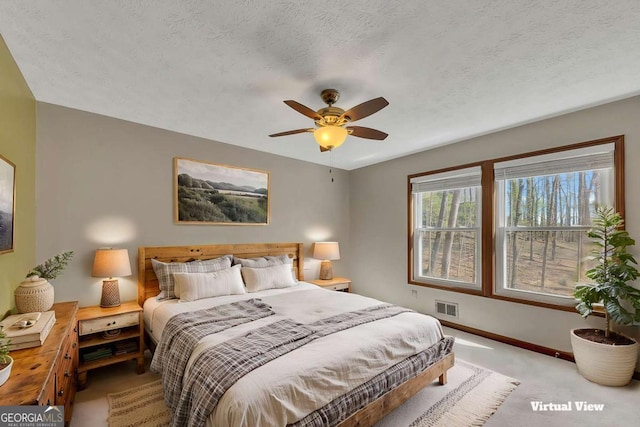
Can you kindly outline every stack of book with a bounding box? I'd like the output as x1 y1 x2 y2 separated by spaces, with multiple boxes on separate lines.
82 347 113 363
113 340 138 355
0 311 56 350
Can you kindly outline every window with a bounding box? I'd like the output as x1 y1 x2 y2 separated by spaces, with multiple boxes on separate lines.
494 144 615 305
408 136 623 310
410 166 482 290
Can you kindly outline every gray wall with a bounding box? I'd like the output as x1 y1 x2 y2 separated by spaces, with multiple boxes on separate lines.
36 103 350 307
350 95 640 353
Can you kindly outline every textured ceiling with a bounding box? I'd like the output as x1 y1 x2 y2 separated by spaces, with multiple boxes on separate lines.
1 1 640 170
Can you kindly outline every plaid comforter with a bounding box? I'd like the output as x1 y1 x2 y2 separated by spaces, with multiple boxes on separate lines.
158 301 411 427
150 298 275 414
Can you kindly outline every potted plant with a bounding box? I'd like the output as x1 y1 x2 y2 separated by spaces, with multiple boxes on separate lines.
0 329 12 387
572 206 640 386
14 251 74 314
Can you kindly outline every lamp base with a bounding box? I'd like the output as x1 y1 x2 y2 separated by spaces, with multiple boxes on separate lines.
319 260 334 280
100 279 121 308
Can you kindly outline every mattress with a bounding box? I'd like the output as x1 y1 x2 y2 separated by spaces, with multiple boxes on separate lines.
145 282 449 427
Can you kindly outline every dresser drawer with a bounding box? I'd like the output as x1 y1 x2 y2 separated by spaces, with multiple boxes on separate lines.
67 323 78 366
327 282 350 291
55 348 74 406
309 278 352 293
79 312 139 336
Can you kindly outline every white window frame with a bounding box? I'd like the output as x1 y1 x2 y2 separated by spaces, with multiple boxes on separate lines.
494 144 615 305
410 166 482 290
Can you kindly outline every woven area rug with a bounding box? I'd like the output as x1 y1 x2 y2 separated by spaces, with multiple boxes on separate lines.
107 380 168 427
409 360 519 426
107 360 519 427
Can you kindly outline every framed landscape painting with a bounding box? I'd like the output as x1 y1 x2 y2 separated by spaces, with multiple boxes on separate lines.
174 157 270 225
0 154 15 254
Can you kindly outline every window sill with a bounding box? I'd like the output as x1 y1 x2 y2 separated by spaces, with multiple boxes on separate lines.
409 280 483 296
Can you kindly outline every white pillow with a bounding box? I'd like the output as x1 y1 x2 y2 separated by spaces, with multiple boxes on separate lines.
152 255 232 300
241 263 297 292
172 265 245 302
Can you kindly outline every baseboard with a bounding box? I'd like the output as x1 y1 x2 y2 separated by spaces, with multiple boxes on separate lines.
439 319 640 380
439 319 575 361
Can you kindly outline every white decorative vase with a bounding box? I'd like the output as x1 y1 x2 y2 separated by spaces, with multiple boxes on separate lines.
0 356 13 387
570 328 639 386
14 276 55 313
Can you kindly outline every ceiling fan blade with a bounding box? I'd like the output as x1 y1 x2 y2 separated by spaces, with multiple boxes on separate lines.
269 128 314 137
346 126 388 140
340 97 389 122
284 100 323 120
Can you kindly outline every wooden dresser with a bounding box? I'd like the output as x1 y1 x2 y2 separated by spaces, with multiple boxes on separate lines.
0 301 78 424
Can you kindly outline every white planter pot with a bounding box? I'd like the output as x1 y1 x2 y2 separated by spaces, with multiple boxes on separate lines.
570 328 639 386
0 356 13 387
14 277 54 313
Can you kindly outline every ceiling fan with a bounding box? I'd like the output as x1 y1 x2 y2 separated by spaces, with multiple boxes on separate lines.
269 89 389 152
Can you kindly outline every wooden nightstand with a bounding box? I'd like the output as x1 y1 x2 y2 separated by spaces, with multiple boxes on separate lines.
309 277 352 292
76 301 144 389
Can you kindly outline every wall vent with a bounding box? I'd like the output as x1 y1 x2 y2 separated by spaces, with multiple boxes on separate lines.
435 300 459 318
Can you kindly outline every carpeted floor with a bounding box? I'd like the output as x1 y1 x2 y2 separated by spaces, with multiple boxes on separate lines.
105 359 518 427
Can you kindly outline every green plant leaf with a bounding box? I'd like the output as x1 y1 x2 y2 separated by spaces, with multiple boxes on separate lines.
26 251 74 281
573 206 640 333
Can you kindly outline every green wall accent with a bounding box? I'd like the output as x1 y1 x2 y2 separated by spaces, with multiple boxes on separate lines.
0 35 36 315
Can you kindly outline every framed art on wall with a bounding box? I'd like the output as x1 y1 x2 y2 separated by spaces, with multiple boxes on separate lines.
174 157 270 225
0 154 16 254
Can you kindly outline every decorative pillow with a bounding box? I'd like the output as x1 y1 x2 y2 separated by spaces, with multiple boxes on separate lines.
233 254 293 268
172 265 245 302
152 255 232 300
241 263 297 292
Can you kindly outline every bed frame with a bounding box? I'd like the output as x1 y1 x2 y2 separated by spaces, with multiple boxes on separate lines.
138 242 454 427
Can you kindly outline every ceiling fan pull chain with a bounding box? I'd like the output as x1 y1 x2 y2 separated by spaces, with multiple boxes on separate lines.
330 151 334 183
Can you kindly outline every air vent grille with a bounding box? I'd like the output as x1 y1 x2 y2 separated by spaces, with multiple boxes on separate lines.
435 300 458 318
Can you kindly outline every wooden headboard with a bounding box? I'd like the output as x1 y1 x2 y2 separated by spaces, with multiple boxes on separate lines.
137 242 304 306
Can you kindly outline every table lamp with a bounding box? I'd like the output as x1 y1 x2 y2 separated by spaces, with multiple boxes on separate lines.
92 248 132 308
314 242 340 280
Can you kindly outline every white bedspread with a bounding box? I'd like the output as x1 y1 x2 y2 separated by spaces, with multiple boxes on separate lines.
145 282 445 427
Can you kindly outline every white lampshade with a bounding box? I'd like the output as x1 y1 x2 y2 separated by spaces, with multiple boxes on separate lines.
314 126 348 149
92 248 132 278
314 242 340 261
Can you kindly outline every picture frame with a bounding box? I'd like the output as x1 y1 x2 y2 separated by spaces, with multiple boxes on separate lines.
0 154 16 254
174 157 270 225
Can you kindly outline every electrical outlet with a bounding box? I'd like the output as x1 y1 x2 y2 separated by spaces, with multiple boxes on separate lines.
411 289 418 299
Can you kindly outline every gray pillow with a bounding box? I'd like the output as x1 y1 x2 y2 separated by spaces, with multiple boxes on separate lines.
152 255 232 300
233 254 293 268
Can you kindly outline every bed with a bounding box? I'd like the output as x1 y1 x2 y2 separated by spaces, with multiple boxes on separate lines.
138 242 454 427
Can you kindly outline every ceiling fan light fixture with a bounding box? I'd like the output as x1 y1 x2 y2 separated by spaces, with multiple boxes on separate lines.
271 90 389 149
314 126 348 149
